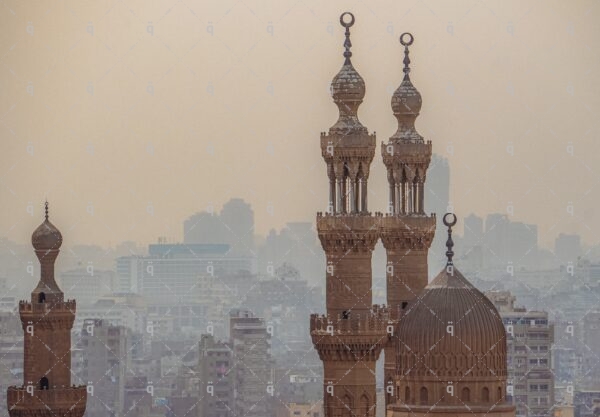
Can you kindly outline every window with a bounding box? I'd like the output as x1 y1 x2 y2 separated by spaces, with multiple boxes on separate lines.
360 394 369 416
405 387 410 403
461 387 470 402
420 387 428 405
40 376 49 390
482 387 490 402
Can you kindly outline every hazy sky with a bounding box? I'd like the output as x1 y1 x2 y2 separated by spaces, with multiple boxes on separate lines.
1 0 599 249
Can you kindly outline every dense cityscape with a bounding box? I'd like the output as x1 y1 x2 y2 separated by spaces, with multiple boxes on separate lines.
2 165 600 416
2 2 599 417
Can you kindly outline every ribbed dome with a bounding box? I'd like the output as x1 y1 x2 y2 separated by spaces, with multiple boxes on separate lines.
396 266 507 378
32 216 62 251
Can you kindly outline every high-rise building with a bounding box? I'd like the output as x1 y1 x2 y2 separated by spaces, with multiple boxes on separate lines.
461 213 484 271
230 309 272 417
197 334 233 417
486 291 555 417
77 319 131 417
507 222 538 268
555 233 582 266
59 267 115 305
184 198 255 258
485 213 510 268
115 243 252 306
6 203 87 417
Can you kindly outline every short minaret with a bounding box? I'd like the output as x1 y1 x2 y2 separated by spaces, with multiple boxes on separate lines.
7 203 87 417
311 13 389 417
379 34 436 407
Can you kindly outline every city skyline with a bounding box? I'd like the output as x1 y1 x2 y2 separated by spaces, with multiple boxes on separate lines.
2 1 599 248
2 3 600 417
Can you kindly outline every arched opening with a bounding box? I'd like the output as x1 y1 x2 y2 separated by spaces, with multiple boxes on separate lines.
404 386 410 403
419 387 428 405
342 310 350 320
482 387 490 402
39 376 49 390
341 395 352 417
360 394 369 416
38 292 46 303
461 387 470 402
497 387 503 401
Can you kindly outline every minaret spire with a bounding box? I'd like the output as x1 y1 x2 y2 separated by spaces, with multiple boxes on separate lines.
341 12 355 64
400 32 413 80
443 212 457 267
44 200 49 221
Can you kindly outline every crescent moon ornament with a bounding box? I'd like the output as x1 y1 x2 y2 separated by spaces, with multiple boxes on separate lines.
340 12 355 28
443 213 457 227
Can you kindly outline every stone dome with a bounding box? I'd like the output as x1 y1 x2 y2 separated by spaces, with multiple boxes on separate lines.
396 266 507 378
391 77 421 119
32 217 62 251
331 63 366 107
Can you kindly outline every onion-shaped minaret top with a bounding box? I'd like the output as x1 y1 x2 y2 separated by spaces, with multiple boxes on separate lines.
390 32 423 142
31 201 63 252
329 12 367 135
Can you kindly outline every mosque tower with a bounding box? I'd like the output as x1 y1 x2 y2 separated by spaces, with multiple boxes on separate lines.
310 13 389 417
7 203 87 417
388 214 516 417
379 34 436 406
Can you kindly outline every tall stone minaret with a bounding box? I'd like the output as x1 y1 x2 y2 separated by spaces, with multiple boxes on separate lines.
7 203 87 417
310 13 388 417
379 34 436 408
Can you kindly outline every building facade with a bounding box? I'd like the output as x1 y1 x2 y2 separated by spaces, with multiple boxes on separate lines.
230 309 272 417
487 291 555 417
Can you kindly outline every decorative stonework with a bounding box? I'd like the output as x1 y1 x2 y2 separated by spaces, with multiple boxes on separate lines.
7 204 87 417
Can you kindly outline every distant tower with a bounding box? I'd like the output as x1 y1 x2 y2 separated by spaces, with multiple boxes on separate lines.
379 33 436 405
7 203 87 417
311 13 388 417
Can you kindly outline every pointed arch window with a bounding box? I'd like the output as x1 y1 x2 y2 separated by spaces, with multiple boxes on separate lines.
341 394 352 417
360 394 369 416
40 376 49 390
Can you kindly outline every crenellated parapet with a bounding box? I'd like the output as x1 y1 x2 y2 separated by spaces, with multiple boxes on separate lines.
316 212 382 253
379 214 436 251
311 306 391 362
19 300 76 330
7 386 87 417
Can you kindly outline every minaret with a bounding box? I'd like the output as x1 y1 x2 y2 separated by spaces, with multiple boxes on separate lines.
7 203 87 417
379 33 436 407
311 13 388 417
